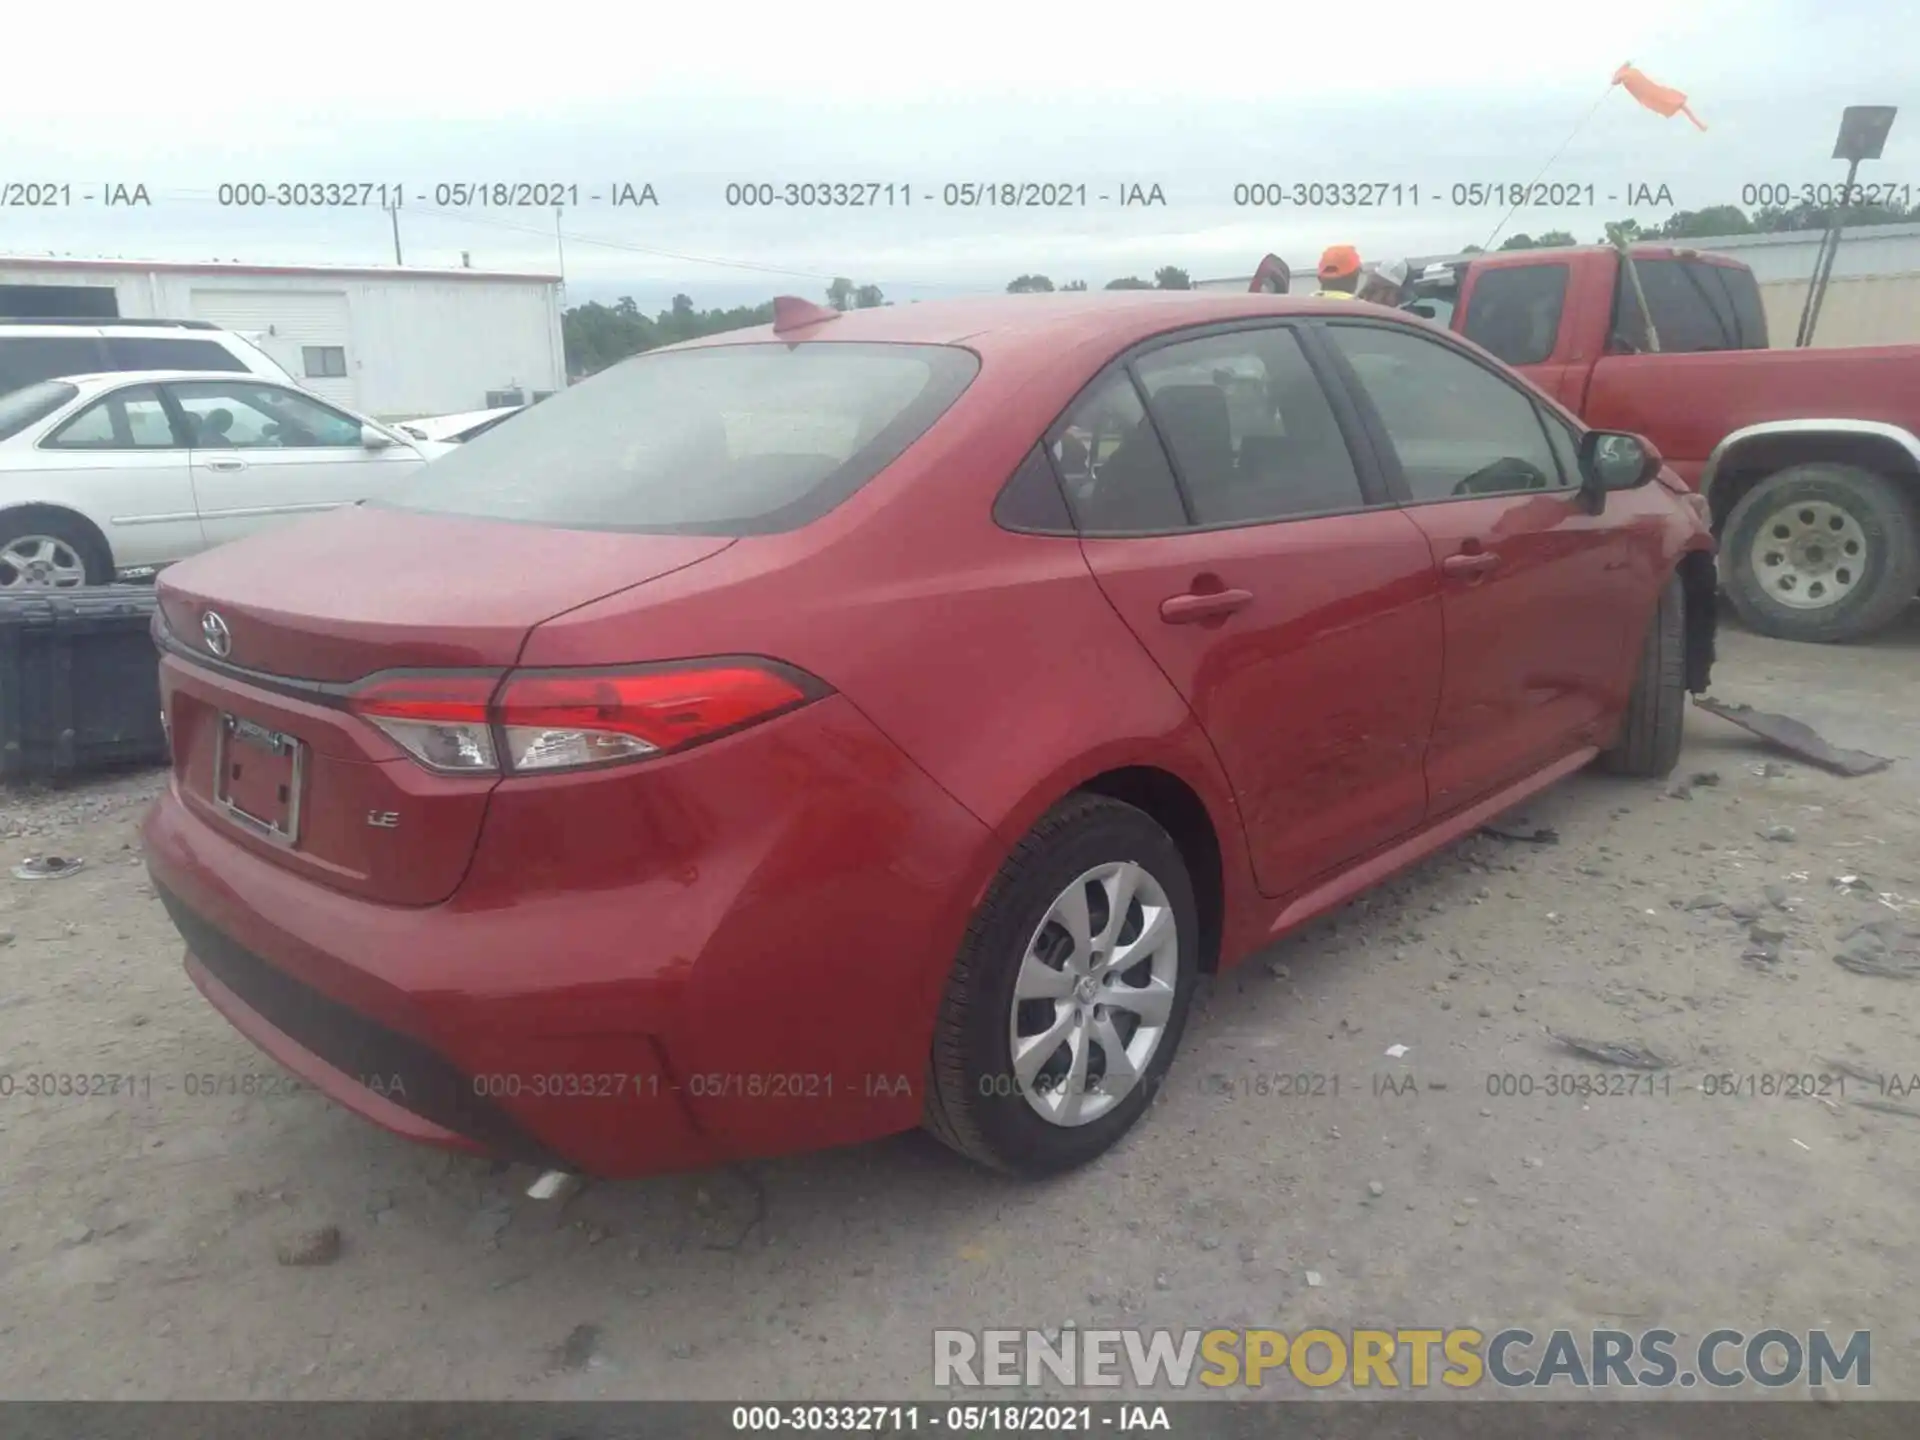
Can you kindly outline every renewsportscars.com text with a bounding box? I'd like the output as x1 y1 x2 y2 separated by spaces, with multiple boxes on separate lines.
933 1326 1871 1391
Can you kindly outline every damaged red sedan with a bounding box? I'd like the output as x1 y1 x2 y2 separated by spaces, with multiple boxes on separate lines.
142 291 1715 1180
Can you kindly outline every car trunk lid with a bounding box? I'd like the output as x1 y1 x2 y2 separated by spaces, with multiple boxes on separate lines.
156 507 735 905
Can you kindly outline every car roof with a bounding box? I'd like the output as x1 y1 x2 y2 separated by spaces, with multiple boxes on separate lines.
49 369 304 387
0 318 229 332
674 291 1416 360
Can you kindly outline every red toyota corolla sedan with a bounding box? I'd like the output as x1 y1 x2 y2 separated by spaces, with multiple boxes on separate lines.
142 291 1716 1180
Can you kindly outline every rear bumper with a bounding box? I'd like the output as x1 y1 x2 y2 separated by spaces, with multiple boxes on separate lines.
141 693 997 1178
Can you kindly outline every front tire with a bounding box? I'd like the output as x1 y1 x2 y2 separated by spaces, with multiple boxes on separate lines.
924 794 1199 1177
1721 464 1920 643
1598 572 1686 778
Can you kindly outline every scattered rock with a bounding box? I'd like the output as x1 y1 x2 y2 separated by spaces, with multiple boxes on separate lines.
466 1199 512 1245
1764 884 1792 911
1685 893 1725 911
1265 961 1291 981
1833 919 1920 980
1665 782 1692 800
1198 1236 1220 1252
553 1323 600 1371
57 1219 94 1248
668 1341 695 1361
1367 1181 1385 1198
1749 922 1788 946
1304 1270 1324 1288
1727 900 1763 922
364 1193 395 1217
1154 1272 1172 1291
275 1225 342 1267
1762 825 1797 844
1690 771 1721 787
0 930 14 947
1478 1006 1494 1019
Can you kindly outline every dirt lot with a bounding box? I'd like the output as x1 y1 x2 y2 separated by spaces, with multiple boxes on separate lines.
2 610 1917 1402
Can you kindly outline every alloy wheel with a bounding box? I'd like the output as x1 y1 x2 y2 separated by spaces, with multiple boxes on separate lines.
0 535 88 590
1008 860 1180 1127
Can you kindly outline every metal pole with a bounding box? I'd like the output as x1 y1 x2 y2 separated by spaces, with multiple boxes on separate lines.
388 203 403 265
1796 155 1860 347
555 206 566 290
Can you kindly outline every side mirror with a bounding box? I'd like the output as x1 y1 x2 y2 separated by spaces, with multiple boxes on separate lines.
1577 430 1661 510
360 423 395 450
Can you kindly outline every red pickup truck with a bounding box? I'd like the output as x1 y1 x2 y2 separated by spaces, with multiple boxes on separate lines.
1377 244 1920 644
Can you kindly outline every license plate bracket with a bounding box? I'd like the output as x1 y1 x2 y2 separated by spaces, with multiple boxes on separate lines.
213 713 304 847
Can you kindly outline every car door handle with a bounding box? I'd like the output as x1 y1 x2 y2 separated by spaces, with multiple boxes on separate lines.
1160 588 1254 623
1441 551 1500 576
202 458 246 472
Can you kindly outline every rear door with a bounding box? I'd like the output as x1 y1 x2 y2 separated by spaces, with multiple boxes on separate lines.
33 381 200 569
1321 319 1637 814
162 379 425 549
1060 322 1444 898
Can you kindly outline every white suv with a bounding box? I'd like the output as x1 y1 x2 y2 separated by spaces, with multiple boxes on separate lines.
0 320 296 395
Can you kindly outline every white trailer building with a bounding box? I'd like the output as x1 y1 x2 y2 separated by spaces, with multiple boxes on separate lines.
0 257 566 419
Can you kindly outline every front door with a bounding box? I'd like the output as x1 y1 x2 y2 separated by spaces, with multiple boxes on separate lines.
1321 319 1637 813
1057 324 1444 898
161 379 422 549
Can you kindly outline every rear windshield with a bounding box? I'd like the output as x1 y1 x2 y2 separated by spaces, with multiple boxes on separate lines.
375 341 982 535
0 379 78 441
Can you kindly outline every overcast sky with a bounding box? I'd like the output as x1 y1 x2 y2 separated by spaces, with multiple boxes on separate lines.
3 0 1913 311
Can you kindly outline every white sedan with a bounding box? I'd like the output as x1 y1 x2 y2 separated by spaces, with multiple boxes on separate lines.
0 371 454 589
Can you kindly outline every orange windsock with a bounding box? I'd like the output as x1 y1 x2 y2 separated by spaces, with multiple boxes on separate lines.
1613 63 1706 130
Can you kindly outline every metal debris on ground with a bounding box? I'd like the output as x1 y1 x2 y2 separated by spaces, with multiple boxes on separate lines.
1547 1032 1672 1069
1693 697 1894 777
11 856 85 880
1478 824 1560 845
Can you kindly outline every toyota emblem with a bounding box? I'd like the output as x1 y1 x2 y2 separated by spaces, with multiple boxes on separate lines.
201 611 232 658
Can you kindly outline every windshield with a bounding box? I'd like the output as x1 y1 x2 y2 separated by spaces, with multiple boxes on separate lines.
374 341 981 535
0 379 78 442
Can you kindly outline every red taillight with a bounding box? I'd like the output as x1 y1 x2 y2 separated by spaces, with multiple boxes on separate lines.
344 661 822 776
347 672 501 774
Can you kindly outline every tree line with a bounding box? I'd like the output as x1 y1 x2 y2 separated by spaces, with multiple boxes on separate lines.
563 201 1919 373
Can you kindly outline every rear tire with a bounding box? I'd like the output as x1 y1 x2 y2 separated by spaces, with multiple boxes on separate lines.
1598 572 1685 778
1721 464 1920 643
0 510 109 590
924 794 1199 1178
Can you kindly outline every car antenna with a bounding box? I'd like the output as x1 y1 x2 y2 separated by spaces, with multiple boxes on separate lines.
772 295 842 335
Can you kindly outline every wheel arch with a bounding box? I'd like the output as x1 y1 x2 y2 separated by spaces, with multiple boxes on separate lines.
1677 546 1717 694
0 502 115 579
1698 420 1920 533
1077 765 1227 975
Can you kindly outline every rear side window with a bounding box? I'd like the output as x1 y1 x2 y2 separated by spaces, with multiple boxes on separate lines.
103 336 250 372
0 336 108 392
1134 327 1364 525
1612 258 1759 354
1460 264 1568 366
378 342 980 536
1046 370 1188 534
0 380 78 441
44 384 179 449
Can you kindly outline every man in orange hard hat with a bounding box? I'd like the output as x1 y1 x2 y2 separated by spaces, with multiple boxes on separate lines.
1313 244 1364 299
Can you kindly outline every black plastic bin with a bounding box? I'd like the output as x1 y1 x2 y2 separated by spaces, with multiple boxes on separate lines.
0 586 167 781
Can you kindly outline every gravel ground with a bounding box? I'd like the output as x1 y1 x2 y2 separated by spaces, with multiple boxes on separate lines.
1 610 1917 1401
